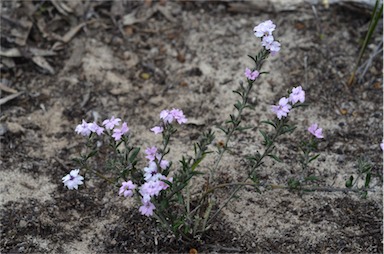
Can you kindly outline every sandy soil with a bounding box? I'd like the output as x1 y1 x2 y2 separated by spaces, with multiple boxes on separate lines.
1 1 383 253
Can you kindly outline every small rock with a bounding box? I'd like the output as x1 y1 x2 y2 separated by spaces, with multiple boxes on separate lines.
199 62 214 76
0 123 7 136
19 219 27 227
6 122 25 134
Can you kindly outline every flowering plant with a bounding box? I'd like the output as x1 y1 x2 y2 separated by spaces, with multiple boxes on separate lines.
62 20 376 243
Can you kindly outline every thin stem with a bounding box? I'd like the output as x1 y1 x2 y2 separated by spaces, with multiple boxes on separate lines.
207 119 284 224
209 81 253 184
268 184 376 193
93 170 115 184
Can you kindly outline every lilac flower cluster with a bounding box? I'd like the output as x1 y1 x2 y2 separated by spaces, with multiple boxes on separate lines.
63 116 130 190
244 67 260 81
119 146 172 217
269 86 324 139
151 108 187 134
308 123 324 139
271 86 305 119
253 20 281 55
75 116 129 141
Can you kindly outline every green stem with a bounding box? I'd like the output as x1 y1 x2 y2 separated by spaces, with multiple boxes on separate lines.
93 170 115 184
209 80 254 184
207 118 285 224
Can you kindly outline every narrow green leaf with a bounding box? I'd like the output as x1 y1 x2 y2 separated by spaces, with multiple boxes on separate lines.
261 120 276 128
234 101 242 111
288 179 300 189
235 126 253 132
360 190 368 199
161 179 173 188
247 55 256 62
364 172 371 188
291 102 309 109
217 126 228 135
233 90 242 97
86 150 98 159
177 192 184 204
259 130 268 141
308 154 320 163
304 175 318 182
268 154 282 162
129 147 140 162
190 155 205 171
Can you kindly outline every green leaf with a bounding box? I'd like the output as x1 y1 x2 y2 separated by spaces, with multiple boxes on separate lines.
160 198 169 210
162 179 173 188
308 154 320 163
232 90 243 97
259 130 268 142
192 170 205 176
268 154 282 162
261 120 276 129
360 190 368 199
129 147 140 162
234 101 242 111
288 178 300 189
86 150 98 159
304 175 318 182
177 192 184 204
190 155 205 171
217 126 228 135
291 102 309 109
247 55 256 62
364 172 371 188
345 175 354 188
235 125 253 132
281 125 296 135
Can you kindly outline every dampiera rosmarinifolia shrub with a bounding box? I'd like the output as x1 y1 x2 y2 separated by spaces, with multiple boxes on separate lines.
63 20 331 241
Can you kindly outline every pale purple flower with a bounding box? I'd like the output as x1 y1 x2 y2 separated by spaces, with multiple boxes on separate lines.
159 109 187 124
157 175 173 190
244 68 260 81
145 146 158 161
154 153 170 169
269 41 281 54
102 116 121 130
151 126 164 134
112 122 129 141
170 108 188 124
261 35 274 47
89 122 105 136
253 20 276 38
159 159 169 169
119 180 137 197
144 161 158 181
139 200 156 217
289 86 305 104
62 169 84 190
271 97 291 119
140 180 163 197
381 142 384 151
142 194 151 203
262 36 281 54
75 119 92 136
160 110 174 123
148 173 165 183
308 123 324 139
